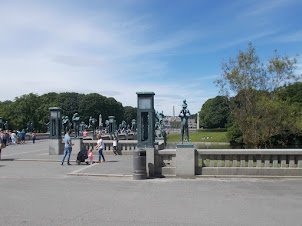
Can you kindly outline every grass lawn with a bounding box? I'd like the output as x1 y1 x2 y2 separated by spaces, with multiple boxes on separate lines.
167 130 229 143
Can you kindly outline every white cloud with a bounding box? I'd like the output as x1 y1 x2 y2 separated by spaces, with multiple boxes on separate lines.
275 31 302 43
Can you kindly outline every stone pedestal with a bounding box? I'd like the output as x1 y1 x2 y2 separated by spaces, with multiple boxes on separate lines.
176 144 195 178
49 139 64 155
73 138 83 153
146 147 155 178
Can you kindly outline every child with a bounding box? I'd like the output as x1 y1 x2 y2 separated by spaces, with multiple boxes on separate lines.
112 137 118 156
32 131 36 144
88 148 93 165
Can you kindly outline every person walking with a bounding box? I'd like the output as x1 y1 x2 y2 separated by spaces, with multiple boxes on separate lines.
11 131 17 144
61 130 74 165
112 137 118 156
96 134 105 163
32 131 36 144
20 129 26 144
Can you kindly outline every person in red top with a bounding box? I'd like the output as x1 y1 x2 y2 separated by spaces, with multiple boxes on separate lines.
32 131 36 144
83 130 88 137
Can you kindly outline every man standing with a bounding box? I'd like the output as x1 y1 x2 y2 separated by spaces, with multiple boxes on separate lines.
20 129 26 144
61 130 74 165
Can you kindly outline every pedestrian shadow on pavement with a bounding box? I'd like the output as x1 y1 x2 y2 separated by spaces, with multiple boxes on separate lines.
0 158 16 161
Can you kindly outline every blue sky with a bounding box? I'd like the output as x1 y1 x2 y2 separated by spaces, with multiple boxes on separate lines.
0 0 301 115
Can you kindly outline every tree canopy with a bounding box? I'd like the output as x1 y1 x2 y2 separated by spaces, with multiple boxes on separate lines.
0 92 128 132
215 43 301 148
123 106 137 125
199 96 230 128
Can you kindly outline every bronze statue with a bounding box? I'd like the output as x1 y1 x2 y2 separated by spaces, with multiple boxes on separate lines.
72 113 80 137
131 119 136 132
62 116 71 134
155 111 165 137
4 121 8 130
179 99 191 144
89 116 97 135
121 120 127 132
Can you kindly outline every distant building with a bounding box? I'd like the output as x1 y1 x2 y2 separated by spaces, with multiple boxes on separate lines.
163 116 197 129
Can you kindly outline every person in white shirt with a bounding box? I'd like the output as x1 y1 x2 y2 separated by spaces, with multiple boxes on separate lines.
96 134 105 163
112 137 118 156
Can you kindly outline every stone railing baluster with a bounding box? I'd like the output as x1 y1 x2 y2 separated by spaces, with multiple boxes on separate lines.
256 155 262 167
272 155 278 168
240 155 245 167
248 155 253 167
298 156 302 168
217 155 222 167
281 155 287 168
289 155 295 168
264 155 270 167
232 155 237 167
209 155 214 167
225 155 230 167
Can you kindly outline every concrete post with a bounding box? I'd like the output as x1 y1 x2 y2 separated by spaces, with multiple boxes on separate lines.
73 138 83 153
146 147 155 178
49 139 64 155
197 112 200 129
176 144 195 178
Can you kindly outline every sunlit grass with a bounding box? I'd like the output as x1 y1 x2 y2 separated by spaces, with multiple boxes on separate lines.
167 130 229 143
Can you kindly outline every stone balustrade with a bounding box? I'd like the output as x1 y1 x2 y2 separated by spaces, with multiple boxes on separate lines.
154 149 302 177
83 140 137 155
196 149 302 176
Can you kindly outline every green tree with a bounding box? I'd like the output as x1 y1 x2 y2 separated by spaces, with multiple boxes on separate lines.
105 97 124 125
124 106 137 125
78 93 108 124
216 43 301 147
36 92 59 132
10 93 41 131
275 82 302 106
57 92 85 120
199 96 230 128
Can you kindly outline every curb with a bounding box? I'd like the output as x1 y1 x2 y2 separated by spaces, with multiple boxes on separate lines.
67 173 132 177
196 175 302 179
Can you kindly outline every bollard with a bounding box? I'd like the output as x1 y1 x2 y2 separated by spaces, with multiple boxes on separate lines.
133 149 147 180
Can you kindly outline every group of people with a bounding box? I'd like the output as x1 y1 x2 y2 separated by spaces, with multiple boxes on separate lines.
0 129 37 161
61 131 118 165
0 129 30 146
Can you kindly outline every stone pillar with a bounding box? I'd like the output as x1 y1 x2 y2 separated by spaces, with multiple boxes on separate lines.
73 138 83 153
49 107 63 155
176 144 195 178
49 139 64 155
146 147 155 178
197 112 200 129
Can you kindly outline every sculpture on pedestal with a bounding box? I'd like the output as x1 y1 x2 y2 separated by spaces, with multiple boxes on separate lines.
155 111 165 137
179 99 191 144
105 120 109 133
89 116 97 136
79 121 87 133
131 119 136 132
62 116 71 134
121 120 127 132
4 121 8 130
72 113 80 137
27 122 34 133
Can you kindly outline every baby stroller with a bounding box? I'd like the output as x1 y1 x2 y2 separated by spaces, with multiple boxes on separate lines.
76 149 89 165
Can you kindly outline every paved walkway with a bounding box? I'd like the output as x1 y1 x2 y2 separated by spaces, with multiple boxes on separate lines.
1 140 302 225
1 140 133 176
